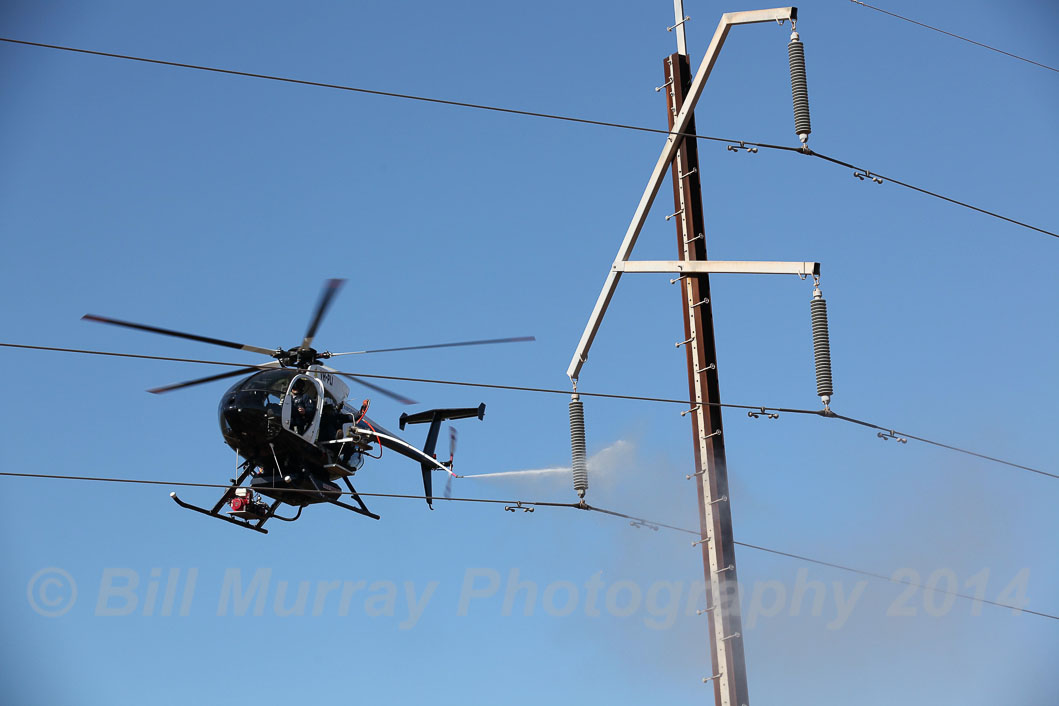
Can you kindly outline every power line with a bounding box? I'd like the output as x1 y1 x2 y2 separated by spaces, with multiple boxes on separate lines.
585 504 1057 621
828 411 1057 480
0 470 580 509
0 341 1053 480
0 342 246 367
1 469 1053 621
0 36 1055 240
328 369 1059 480
0 36 713 140
849 0 1059 74
806 150 1058 239
730 539 1056 621
0 341 825 413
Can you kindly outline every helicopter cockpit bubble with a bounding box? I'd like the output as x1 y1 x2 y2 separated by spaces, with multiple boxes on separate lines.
218 369 298 439
281 375 324 441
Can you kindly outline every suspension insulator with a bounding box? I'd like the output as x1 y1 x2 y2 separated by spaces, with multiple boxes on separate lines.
810 287 833 409
569 395 588 499
788 31 812 147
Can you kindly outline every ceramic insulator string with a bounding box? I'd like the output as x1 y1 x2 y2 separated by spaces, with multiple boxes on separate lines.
788 31 811 146
810 287 833 409
569 396 588 498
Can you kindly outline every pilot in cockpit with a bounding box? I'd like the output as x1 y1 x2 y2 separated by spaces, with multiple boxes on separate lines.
290 381 316 434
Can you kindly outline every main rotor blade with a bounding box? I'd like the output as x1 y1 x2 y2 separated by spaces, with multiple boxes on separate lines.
82 315 276 357
301 279 345 352
334 372 417 406
327 335 536 357
148 366 263 395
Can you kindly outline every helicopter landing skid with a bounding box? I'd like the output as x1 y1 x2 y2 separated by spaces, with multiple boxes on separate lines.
169 492 274 534
325 476 381 521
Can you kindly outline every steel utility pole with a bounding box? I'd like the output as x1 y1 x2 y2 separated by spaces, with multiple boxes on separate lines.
567 7 814 706
663 37 749 706
663 2 749 700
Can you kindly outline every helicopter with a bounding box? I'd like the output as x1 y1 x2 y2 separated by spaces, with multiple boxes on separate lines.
83 279 533 534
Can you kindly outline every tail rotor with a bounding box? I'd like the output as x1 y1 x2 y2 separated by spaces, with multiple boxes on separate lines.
443 427 457 498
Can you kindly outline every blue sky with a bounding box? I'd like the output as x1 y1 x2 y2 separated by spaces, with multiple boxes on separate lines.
1 1 1056 704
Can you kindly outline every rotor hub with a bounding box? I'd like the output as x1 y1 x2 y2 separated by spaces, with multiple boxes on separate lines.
275 347 320 369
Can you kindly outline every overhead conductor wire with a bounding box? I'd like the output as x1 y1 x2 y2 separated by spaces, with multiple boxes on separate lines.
0 469 1055 622
0 37 1055 240
583 503 1057 621
0 341 1054 480
849 0 1059 73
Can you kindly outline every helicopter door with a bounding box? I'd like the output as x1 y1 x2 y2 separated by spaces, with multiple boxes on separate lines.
280 375 324 442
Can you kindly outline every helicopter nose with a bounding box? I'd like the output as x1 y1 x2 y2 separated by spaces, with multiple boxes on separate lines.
222 407 251 437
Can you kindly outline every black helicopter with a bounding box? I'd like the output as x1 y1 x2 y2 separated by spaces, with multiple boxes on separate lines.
83 279 532 534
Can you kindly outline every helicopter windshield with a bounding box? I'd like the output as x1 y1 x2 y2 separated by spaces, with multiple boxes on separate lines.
239 370 297 394
221 369 297 409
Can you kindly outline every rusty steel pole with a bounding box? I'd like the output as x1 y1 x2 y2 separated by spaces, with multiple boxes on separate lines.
663 51 750 706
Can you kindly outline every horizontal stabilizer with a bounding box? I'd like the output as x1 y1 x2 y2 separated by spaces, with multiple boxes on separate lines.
399 404 485 430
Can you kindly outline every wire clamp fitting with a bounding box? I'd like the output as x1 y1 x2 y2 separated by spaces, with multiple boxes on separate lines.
853 169 884 184
877 430 908 444
630 519 659 531
748 407 780 420
726 141 758 154
668 15 690 32
665 207 685 222
504 502 534 513
680 404 702 418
